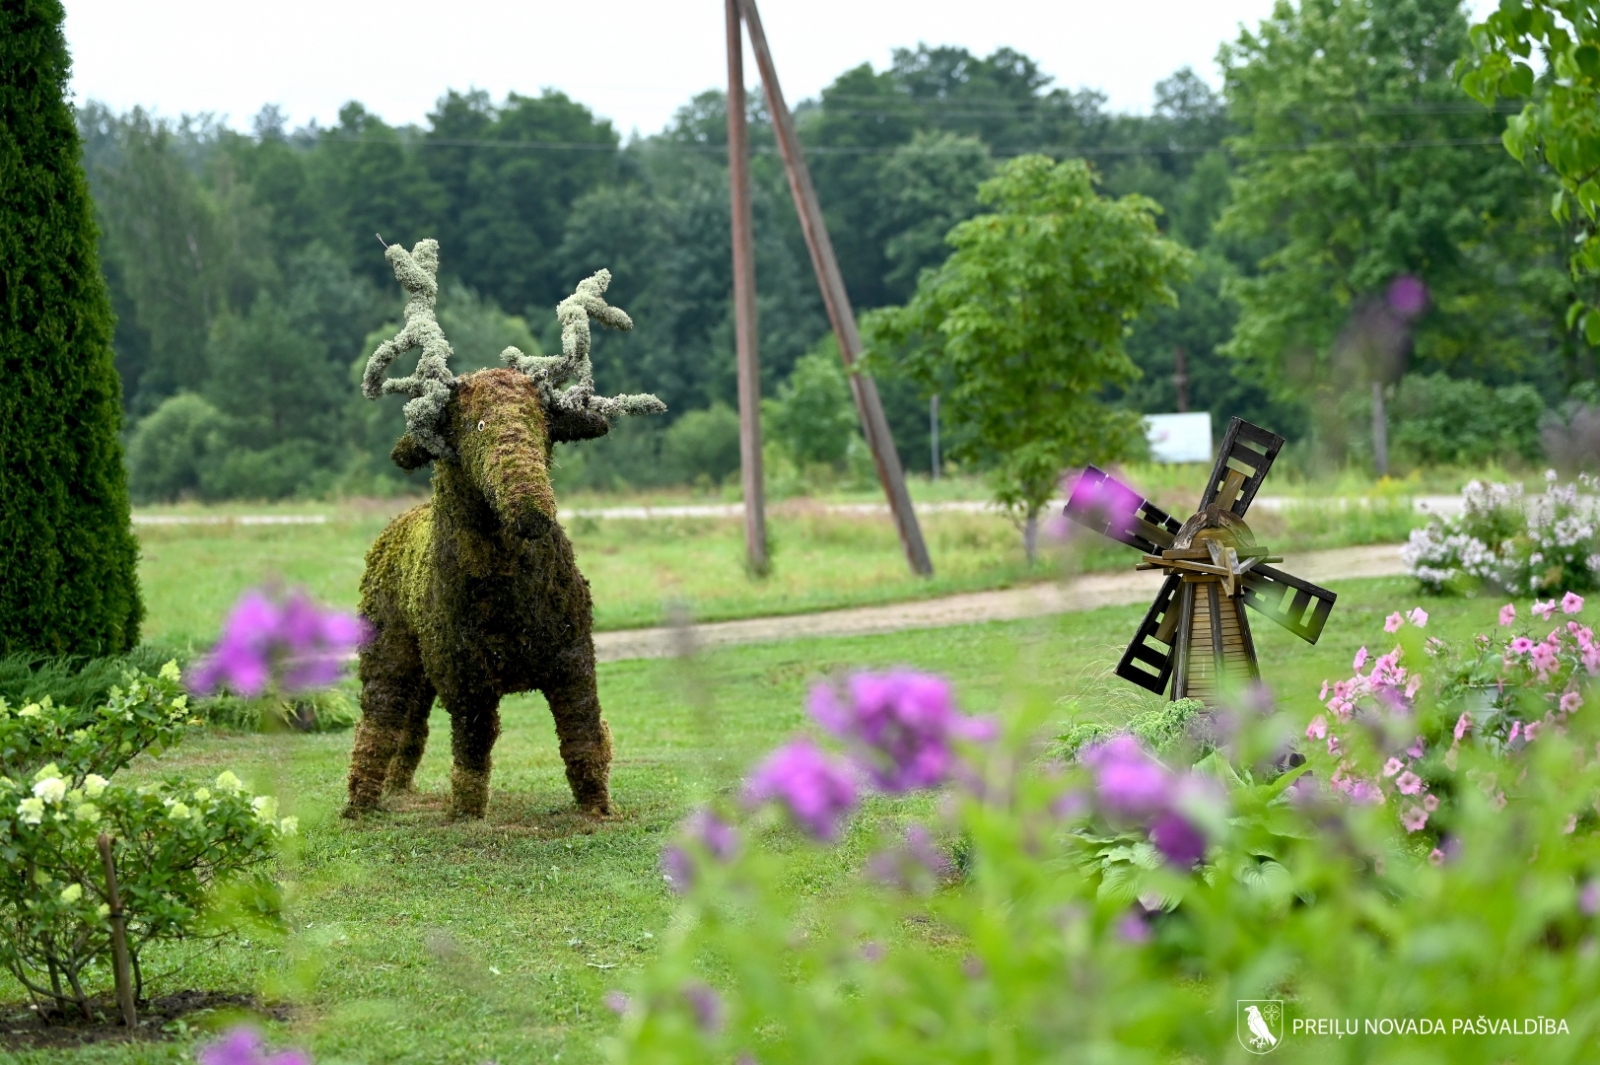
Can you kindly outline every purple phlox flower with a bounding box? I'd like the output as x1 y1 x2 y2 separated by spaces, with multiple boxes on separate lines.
1408 607 1429 628
1533 599 1558 621
808 671 994 793
682 982 725 1035
859 941 886 963
866 824 952 891
659 846 693 895
1080 735 1172 818
1582 880 1600 916
198 1026 311 1065
1065 468 1141 533
604 990 631 1016
960 953 986 980
1149 809 1207 867
1051 786 1090 820
189 588 369 697
1115 909 1152 943
1353 646 1369 672
1387 275 1427 318
1384 612 1404 634
1565 592 1587 615
744 739 858 842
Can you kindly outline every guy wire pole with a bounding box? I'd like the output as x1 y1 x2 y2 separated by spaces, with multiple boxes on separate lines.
735 0 934 576
97 833 136 1029
726 0 769 576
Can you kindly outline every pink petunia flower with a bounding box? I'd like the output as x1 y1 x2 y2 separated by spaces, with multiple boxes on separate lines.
1508 721 1523 744
1407 736 1426 758
1561 691 1584 714
1428 848 1445 866
1499 603 1517 626
1306 716 1328 740
1533 599 1557 620
1353 646 1369 672
1408 607 1429 627
1385 612 1404 633
1401 805 1429 832
1423 794 1439 812
1524 720 1542 742
1454 713 1472 741
1382 757 1403 778
1563 592 1585 615
1509 637 1534 655
1319 680 1329 701
1396 771 1424 795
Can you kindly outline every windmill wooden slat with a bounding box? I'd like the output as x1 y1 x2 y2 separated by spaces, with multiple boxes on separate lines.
1065 417 1337 704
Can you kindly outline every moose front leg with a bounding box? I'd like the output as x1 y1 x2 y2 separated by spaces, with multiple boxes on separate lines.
545 674 613 815
443 691 502 820
345 628 430 817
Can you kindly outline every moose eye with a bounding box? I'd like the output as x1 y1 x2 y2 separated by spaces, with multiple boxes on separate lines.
477 420 486 432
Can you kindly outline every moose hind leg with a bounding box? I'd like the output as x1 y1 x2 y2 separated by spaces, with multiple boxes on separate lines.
345 629 428 816
385 676 436 795
444 692 502 821
546 675 612 815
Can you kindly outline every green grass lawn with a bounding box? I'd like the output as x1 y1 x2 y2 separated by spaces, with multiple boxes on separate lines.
4 576 1525 1064
134 493 1425 650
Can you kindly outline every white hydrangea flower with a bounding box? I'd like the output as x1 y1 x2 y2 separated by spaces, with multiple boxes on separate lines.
17 704 40 719
252 796 278 823
16 797 44 825
83 775 108 799
73 803 100 824
32 777 66 805
215 771 245 795
192 787 211 803
58 883 82 904
96 903 110 918
278 816 299 837
159 660 181 683
166 801 192 821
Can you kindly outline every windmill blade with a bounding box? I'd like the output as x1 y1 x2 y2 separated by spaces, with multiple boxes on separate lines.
1114 575 1183 694
1240 564 1337 644
1064 466 1184 554
1197 418 1285 519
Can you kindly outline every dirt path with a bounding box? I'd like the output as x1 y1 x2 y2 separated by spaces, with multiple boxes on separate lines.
594 543 1408 663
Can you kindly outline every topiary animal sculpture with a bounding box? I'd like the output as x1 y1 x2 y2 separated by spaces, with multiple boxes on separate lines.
344 238 664 820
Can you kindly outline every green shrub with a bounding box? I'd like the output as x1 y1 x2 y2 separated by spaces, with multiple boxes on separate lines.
124 392 227 503
764 344 860 469
662 404 742 486
0 0 142 656
200 687 358 733
1390 372 1545 466
1058 697 1207 757
0 661 288 1016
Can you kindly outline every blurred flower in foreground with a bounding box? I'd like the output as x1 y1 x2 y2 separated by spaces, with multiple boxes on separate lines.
744 739 859 841
1078 736 1214 867
660 807 739 894
190 589 370 697
808 670 994 792
198 1026 310 1065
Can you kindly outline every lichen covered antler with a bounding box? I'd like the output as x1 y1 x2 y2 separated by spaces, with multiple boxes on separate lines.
501 269 666 420
363 239 458 457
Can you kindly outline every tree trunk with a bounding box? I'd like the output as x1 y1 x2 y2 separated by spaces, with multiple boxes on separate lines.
1372 379 1389 477
1024 506 1040 566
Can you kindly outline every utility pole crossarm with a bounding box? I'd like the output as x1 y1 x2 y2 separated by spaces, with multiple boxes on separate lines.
734 0 934 577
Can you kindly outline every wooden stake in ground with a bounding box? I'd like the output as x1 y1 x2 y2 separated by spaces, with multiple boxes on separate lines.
726 0 768 576
734 0 934 577
96 833 136 1029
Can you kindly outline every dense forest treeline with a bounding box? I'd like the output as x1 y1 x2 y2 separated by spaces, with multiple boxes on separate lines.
81 26 1599 502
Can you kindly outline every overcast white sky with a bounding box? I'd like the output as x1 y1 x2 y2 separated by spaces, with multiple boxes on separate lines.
64 1 1503 138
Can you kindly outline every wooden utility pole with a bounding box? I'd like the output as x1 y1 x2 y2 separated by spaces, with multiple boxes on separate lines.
1173 345 1190 413
726 0 768 575
734 0 934 576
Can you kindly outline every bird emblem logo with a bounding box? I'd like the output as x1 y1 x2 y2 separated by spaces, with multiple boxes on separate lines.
1237 1000 1284 1054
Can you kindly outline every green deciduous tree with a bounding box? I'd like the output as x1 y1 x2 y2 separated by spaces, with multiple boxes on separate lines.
0 0 142 654
865 156 1191 561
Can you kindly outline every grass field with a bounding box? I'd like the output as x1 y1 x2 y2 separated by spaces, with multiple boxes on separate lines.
3 576 1527 1064
134 486 1426 649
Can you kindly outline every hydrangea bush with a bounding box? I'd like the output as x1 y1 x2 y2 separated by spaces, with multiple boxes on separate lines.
1403 472 1599 595
613 614 1600 1062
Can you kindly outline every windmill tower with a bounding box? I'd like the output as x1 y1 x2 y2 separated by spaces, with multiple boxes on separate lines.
1064 418 1338 703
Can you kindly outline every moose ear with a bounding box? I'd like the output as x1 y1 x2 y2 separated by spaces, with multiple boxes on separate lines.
390 433 434 471
545 407 611 444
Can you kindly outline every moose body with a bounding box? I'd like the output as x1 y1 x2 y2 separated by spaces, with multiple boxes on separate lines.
344 240 663 820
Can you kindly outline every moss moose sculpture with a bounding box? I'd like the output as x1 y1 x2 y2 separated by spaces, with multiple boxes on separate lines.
345 239 664 820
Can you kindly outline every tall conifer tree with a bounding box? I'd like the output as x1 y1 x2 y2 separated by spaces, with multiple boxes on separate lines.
0 0 142 653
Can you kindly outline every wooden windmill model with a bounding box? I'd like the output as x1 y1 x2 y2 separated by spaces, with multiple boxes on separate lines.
1063 418 1338 703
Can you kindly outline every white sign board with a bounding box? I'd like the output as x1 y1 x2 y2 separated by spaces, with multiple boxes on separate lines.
1145 412 1213 464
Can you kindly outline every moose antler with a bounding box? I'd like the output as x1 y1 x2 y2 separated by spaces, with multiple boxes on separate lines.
501 269 666 420
362 239 458 458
